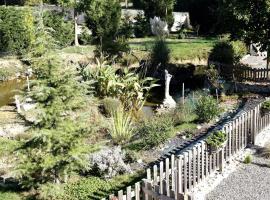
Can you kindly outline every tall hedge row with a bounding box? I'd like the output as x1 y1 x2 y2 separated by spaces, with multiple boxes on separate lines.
0 6 75 55
0 6 35 55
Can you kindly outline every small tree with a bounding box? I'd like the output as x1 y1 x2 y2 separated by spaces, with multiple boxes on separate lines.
79 0 121 44
15 56 94 188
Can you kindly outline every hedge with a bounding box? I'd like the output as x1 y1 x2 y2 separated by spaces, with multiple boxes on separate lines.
0 6 35 55
43 10 74 47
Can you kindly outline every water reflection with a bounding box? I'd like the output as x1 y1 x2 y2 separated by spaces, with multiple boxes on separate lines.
0 79 25 107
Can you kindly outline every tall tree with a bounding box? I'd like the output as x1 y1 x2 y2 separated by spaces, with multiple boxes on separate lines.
142 0 176 27
79 0 121 44
221 0 270 68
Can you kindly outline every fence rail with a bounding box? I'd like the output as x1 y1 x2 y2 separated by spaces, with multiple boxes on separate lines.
209 61 270 82
234 66 270 82
103 101 270 200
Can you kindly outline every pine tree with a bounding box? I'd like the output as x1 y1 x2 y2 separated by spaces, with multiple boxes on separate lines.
15 56 95 188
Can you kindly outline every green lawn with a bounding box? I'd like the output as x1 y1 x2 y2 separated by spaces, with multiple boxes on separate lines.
59 37 217 63
129 37 218 61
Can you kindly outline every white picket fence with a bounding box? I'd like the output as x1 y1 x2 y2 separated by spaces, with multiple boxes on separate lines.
103 101 269 200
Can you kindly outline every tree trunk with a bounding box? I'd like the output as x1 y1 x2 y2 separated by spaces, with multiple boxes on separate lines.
74 9 79 46
125 0 128 8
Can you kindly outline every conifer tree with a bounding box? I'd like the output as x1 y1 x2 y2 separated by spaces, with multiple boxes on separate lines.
15 56 94 188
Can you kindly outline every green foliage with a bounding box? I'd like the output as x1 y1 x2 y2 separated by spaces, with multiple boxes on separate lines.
97 36 130 60
37 173 143 200
206 130 227 148
195 95 219 122
43 10 74 47
102 97 122 116
80 0 121 41
79 26 92 45
220 0 270 56
138 113 175 149
142 0 176 27
206 64 220 89
0 191 22 200
87 64 157 112
109 107 134 145
15 57 94 188
174 100 197 124
133 12 150 38
0 137 20 157
27 7 57 58
209 40 247 65
150 39 171 72
262 100 270 111
0 67 17 81
243 154 252 164
0 6 35 55
118 15 134 39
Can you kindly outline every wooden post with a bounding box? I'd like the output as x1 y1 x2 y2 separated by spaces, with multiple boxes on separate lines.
197 144 201 183
166 158 170 196
127 186 132 200
160 161 164 195
219 148 225 172
183 152 188 194
171 155 175 192
177 156 183 195
135 182 140 200
192 147 197 187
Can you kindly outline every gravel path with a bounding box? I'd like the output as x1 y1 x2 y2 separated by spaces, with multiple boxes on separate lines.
207 149 270 200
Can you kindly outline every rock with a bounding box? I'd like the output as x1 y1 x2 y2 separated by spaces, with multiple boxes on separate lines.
21 103 36 112
182 135 187 140
137 159 143 164
197 125 202 129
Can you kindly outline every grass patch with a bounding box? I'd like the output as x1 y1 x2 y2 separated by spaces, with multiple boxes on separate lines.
0 137 20 157
60 45 95 54
129 37 218 61
0 191 22 200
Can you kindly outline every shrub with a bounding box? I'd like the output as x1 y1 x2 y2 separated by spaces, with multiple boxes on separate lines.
262 100 270 111
195 95 219 122
209 40 247 79
109 107 134 145
243 155 252 164
81 0 121 40
89 146 132 179
138 113 175 149
133 12 150 38
79 26 92 45
0 6 35 55
206 130 227 149
43 10 74 47
97 36 130 60
150 39 170 73
118 14 134 38
65 177 112 200
102 97 122 116
174 100 197 124
89 65 157 111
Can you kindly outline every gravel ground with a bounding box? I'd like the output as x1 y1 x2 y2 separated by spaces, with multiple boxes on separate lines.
207 149 270 200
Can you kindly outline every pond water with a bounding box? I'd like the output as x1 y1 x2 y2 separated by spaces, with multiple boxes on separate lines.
0 79 25 107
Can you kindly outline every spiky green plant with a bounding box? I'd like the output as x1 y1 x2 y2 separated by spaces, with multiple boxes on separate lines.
109 107 134 145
